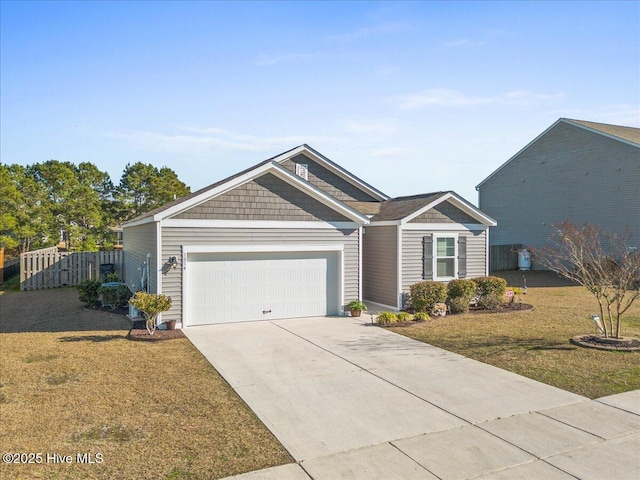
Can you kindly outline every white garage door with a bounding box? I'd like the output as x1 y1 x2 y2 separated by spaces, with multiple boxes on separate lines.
185 251 339 325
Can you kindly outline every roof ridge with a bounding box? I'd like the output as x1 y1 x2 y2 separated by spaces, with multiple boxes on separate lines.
388 191 449 202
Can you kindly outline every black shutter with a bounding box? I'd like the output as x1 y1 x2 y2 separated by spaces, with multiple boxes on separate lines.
422 234 433 280
458 235 467 278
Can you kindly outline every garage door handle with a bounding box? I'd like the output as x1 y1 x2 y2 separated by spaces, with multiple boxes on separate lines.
263 309 272 314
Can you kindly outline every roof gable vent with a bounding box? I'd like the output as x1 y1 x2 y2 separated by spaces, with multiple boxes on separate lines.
295 163 309 181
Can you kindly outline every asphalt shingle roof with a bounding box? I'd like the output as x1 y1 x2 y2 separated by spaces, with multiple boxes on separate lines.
370 192 450 221
565 118 640 145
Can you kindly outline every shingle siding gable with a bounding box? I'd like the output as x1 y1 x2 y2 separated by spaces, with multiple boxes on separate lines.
281 154 379 202
409 201 478 224
173 173 350 222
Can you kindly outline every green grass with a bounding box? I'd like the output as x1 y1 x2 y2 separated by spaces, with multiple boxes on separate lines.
391 276 640 399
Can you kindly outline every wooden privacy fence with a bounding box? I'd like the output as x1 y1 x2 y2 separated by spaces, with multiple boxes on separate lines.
20 247 124 291
489 244 523 272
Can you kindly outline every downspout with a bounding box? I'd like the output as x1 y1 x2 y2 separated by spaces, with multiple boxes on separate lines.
358 226 363 300
397 224 403 310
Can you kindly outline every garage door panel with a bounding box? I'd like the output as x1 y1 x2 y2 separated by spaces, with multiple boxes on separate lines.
185 251 339 326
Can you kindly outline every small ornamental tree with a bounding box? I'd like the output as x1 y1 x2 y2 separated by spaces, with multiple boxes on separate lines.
129 291 172 335
535 221 640 338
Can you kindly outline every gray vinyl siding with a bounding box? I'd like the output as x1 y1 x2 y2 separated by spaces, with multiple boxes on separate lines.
363 225 398 307
160 226 360 324
409 202 478 224
479 121 640 253
122 222 158 293
401 229 488 292
281 154 378 202
175 173 350 222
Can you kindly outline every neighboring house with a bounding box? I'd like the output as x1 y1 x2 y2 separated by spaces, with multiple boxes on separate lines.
477 118 640 259
123 145 494 327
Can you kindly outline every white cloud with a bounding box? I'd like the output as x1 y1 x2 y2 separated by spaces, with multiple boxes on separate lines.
391 88 564 109
108 127 338 154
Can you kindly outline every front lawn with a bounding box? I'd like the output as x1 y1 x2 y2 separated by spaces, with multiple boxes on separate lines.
390 271 640 399
0 288 292 480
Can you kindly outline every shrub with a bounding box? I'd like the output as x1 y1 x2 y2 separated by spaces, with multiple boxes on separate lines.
413 311 430 322
105 271 120 283
129 292 173 335
447 279 477 314
473 276 507 299
449 296 471 314
477 294 502 310
376 311 398 326
99 284 131 310
77 279 102 309
410 281 447 313
396 312 413 322
473 276 507 310
447 279 477 301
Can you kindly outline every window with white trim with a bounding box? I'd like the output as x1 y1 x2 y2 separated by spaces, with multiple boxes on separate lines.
434 234 457 280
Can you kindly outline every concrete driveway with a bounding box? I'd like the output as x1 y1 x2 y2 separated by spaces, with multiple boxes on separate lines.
184 316 640 480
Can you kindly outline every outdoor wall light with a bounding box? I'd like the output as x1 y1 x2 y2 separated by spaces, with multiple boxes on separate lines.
168 256 178 269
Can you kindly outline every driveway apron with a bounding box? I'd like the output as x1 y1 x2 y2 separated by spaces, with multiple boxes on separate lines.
184 317 640 479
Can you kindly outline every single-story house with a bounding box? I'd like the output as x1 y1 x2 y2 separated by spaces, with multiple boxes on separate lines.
123 145 495 327
477 118 640 258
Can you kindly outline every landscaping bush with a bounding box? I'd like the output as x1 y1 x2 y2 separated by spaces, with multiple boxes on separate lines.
413 311 430 322
477 294 503 310
473 276 507 298
376 311 398 326
473 276 507 310
105 271 120 283
449 296 471 314
397 312 413 322
99 284 132 310
410 281 447 313
447 279 477 313
76 279 102 309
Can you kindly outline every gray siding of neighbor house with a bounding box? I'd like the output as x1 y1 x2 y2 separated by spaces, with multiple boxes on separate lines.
479 122 640 252
281 154 379 202
123 221 158 293
401 229 487 292
174 173 350 222
409 202 478 224
160 227 360 324
363 225 398 307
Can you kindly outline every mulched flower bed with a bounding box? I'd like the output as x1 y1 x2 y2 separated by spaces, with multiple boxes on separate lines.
570 335 640 352
127 320 185 342
86 305 184 341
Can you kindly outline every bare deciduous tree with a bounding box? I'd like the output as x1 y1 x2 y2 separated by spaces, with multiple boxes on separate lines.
535 221 640 338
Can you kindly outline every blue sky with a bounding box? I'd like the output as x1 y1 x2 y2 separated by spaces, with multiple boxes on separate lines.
1 1 638 204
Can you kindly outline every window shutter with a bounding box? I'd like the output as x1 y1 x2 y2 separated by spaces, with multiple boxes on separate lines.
458 235 467 278
422 234 433 280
